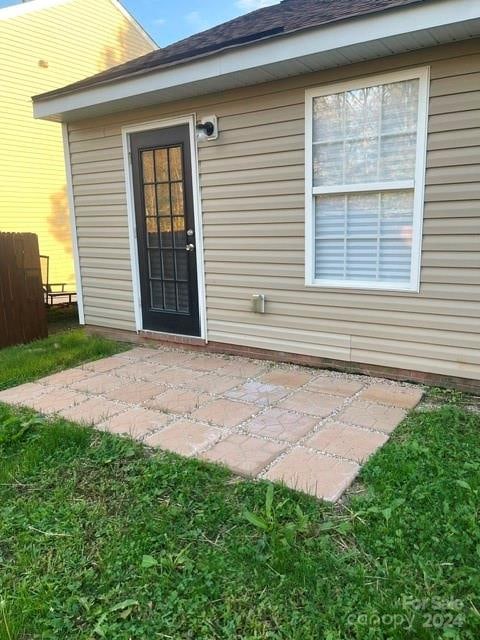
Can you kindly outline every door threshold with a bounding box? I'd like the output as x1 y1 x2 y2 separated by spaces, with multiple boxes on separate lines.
139 329 206 347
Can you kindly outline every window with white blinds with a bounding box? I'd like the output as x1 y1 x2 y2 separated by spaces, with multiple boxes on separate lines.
305 68 429 291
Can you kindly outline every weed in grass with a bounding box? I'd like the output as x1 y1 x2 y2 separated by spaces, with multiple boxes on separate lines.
426 386 466 405
424 387 480 414
0 403 479 638
243 483 312 569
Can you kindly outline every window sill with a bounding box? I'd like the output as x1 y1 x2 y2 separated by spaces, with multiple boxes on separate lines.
304 280 420 294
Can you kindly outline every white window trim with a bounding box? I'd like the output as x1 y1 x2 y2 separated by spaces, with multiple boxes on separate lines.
62 122 85 324
305 66 430 293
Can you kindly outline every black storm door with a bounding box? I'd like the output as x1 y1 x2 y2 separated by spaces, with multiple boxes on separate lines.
130 125 200 336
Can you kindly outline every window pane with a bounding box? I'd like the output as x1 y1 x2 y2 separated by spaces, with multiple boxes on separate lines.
154 148 169 182
313 92 344 142
382 80 419 135
345 85 381 140
164 282 176 310
380 133 416 180
315 237 345 280
156 183 170 216
146 217 159 247
148 250 162 279
162 250 174 280
171 182 184 215
312 78 419 187
159 217 173 248
344 137 378 183
313 142 343 186
315 195 345 236
172 216 185 247
177 282 190 313
175 251 188 281
142 151 155 183
379 238 412 281
169 146 183 181
144 185 156 216
150 281 164 309
346 193 379 236
314 190 414 284
345 238 378 280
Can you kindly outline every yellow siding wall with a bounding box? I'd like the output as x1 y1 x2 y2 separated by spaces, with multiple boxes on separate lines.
67 39 480 381
0 0 153 285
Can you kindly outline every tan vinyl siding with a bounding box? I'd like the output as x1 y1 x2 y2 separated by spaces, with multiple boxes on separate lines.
67 39 480 380
0 0 153 285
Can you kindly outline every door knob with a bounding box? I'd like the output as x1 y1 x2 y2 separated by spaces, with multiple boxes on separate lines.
185 243 195 252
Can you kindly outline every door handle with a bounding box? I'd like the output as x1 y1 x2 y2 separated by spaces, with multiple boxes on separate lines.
185 243 195 252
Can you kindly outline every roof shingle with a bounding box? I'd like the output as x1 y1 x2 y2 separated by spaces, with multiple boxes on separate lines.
34 0 425 100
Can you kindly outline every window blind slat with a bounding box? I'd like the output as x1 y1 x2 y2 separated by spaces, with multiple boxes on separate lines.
314 191 414 284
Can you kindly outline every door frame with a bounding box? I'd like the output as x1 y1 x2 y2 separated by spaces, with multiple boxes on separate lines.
122 115 207 339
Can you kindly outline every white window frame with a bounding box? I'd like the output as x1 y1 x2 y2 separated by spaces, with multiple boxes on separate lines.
304 66 430 292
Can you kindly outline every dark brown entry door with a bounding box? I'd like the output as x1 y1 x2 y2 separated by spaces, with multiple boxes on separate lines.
130 125 200 336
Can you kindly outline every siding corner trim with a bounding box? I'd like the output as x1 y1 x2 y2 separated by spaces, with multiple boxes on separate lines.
62 122 85 324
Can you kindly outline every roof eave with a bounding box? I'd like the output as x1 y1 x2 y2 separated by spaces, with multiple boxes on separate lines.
32 0 424 102
33 0 480 122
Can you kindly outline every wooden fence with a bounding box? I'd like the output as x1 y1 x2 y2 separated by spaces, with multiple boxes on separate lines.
0 232 47 348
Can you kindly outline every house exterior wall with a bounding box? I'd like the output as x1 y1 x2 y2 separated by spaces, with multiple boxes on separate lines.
0 0 154 285
67 39 480 381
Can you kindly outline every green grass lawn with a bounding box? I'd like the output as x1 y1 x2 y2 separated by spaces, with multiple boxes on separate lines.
1 401 479 639
0 329 128 391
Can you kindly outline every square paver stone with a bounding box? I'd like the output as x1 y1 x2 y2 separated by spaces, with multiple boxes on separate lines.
112 361 167 382
265 447 359 501
105 380 166 404
278 390 344 418
40 367 94 386
154 367 205 386
188 355 226 371
145 389 211 414
81 356 126 374
358 384 423 409
145 420 222 456
225 381 290 406
145 350 191 366
30 389 89 415
244 408 318 443
217 360 268 379
60 397 125 425
260 368 314 388
306 421 388 462
116 347 159 361
201 434 286 476
71 373 124 394
188 373 244 394
337 400 406 434
191 398 259 428
100 407 170 439
0 382 49 406
306 376 364 397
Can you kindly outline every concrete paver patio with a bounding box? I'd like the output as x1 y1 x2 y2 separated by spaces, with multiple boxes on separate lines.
0 346 423 501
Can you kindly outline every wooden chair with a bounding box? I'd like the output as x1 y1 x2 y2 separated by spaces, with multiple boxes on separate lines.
40 255 77 306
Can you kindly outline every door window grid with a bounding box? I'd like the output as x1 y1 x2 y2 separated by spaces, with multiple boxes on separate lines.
141 145 190 314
